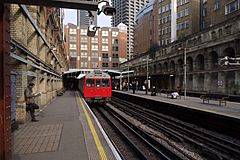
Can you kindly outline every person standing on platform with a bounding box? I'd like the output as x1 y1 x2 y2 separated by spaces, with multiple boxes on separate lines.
24 82 41 122
151 86 157 96
132 81 136 94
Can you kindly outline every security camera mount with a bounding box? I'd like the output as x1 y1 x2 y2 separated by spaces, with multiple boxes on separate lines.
97 0 116 16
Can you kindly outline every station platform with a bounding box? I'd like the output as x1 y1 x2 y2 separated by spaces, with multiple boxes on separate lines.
113 90 240 120
12 91 120 160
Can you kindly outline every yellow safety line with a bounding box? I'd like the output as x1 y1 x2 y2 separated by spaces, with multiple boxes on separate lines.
77 93 108 160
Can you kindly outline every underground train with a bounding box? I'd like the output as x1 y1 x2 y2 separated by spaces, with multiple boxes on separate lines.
78 70 112 103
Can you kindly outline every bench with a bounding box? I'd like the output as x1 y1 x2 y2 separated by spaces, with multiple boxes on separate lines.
200 94 229 106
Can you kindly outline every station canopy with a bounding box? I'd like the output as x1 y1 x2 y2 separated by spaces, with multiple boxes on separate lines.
63 69 134 79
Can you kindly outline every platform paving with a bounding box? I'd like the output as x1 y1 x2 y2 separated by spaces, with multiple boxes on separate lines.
114 90 240 119
12 91 117 160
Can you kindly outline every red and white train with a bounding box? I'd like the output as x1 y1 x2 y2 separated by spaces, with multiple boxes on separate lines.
78 70 112 103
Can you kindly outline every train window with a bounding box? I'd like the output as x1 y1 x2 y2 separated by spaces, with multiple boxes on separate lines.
102 79 110 87
86 79 94 87
96 79 101 87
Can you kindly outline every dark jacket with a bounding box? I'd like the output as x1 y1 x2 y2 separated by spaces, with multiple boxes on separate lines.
24 87 36 104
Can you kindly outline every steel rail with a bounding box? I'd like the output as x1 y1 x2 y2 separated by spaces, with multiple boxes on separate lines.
111 97 240 159
101 105 184 160
95 107 149 160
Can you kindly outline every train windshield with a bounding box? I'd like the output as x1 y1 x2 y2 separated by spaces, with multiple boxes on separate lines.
86 79 95 87
96 79 101 87
102 79 110 87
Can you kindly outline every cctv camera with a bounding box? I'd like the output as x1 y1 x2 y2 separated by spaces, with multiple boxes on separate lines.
87 25 100 37
102 5 116 16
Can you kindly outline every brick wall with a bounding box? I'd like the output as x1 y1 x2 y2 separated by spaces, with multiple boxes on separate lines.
10 5 67 123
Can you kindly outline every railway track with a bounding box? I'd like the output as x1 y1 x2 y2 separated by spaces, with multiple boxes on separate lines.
92 104 187 160
110 97 240 160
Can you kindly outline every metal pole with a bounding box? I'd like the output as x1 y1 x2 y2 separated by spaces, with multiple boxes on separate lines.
120 73 122 90
146 55 148 95
184 48 187 99
127 63 129 91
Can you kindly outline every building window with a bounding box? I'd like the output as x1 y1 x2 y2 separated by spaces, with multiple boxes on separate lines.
102 38 108 43
202 8 207 17
69 28 77 34
81 62 88 68
92 52 98 58
112 39 118 44
102 53 109 58
177 21 189 30
102 30 108 36
112 63 119 68
112 54 119 58
102 63 109 67
112 31 118 37
185 21 189 28
81 37 88 42
69 36 77 42
185 8 189 16
70 50 76 57
225 0 239 15
91 62 98 68
80 29 87 35
102 45 108 51
202 20 207 29
80 44 88 50
69 44 76 49
91 45 98 51
214 0 220 10
91 37 98 43
177 0 189 6
80 52 87 58
113 46 119 51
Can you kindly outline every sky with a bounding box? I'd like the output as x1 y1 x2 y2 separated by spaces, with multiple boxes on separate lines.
63 2 112 27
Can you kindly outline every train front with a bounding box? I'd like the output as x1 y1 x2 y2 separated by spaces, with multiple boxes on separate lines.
83 71 112 104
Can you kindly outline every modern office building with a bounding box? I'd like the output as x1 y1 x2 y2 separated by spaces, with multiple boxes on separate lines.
111 0 149 59
77 10 97 26
64 23 127 69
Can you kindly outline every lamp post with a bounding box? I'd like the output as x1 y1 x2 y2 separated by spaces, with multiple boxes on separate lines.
127 62 129 91
143 55 152 95
184 48 187 99
178 47 190 99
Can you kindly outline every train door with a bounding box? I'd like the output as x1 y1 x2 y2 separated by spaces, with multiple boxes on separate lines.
95 79 102 98
85 79 95 98
102 79 111 96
